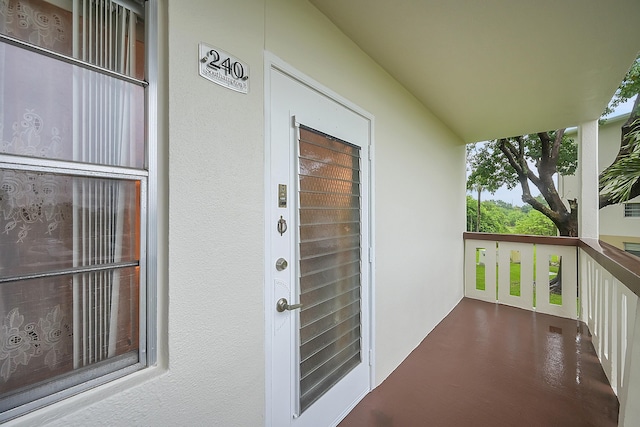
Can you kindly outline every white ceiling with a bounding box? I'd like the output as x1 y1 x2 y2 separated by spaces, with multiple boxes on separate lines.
310 0 640 143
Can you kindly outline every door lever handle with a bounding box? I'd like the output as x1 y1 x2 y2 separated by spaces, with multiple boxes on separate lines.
276 298 303 312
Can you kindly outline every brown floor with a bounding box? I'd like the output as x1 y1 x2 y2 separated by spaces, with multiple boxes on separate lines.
340 298 619 427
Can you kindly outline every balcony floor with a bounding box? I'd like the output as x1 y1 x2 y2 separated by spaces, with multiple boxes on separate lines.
340 297 619 427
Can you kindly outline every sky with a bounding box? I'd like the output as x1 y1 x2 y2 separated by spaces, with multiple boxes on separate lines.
467 98 636 206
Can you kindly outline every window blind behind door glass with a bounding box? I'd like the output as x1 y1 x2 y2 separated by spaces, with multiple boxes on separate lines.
297 126 362 413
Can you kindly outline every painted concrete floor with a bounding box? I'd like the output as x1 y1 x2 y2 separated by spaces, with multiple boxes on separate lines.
340 298 619 427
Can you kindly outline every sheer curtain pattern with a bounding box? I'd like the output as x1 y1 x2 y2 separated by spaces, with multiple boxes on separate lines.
0 0 144 400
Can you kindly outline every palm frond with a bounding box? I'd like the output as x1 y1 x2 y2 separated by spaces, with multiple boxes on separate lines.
600 118 640 203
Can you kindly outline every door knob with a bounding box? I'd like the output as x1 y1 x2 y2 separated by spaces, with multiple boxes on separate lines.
276 258 288 271
276 298 303 312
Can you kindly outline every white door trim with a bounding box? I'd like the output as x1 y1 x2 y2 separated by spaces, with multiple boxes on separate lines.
263 52 376 426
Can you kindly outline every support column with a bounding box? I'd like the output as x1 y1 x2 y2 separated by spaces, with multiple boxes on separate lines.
578 120 599 239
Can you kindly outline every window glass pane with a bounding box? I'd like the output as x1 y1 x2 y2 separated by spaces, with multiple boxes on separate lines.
0 266 139 397
0 0 145 79
0 0 73 55
0 42 145 168
624 203 640 217
0 169 140 278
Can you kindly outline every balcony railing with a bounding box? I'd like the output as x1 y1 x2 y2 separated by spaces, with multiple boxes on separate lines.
463 232 640 426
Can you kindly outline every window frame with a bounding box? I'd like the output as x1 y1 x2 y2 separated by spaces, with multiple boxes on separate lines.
0 0 157 420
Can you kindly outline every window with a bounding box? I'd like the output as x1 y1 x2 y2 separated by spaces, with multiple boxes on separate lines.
624 243 640 258
0 0 154 420
624 203 640 217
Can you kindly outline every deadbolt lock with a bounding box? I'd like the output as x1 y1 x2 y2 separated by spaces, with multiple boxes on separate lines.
277 216 287 236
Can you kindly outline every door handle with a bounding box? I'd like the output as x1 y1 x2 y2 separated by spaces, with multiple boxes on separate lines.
276 298 303 312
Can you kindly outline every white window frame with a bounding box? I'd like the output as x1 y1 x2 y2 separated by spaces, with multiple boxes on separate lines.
0 0 157 421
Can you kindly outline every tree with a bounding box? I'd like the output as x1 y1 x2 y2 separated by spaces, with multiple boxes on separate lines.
514 210 557 236
600 55 640 207
466 196 509 234
506 209 526 228
467 132 578 236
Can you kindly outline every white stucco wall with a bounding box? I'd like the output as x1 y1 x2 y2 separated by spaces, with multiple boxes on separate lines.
264 0 464 389
11 1 465 426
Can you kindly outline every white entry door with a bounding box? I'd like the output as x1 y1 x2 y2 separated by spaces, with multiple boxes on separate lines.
267 65 371 427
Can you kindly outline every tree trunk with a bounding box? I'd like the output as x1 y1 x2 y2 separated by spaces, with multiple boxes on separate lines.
549 258 562 294
555 199 578 237
498 133 579 237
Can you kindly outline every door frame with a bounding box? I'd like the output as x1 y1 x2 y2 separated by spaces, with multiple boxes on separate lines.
264 53 376 426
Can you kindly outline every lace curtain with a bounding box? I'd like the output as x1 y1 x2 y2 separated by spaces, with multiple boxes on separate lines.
0 0 142 395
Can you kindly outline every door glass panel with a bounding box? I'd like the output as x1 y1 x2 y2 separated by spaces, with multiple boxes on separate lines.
297 126 362 414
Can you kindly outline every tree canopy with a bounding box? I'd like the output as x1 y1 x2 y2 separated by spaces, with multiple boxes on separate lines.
466 196 558 236
465 196 509 234
514 210 557 236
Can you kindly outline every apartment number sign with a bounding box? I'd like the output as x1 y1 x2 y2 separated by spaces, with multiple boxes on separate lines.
199 43 249 93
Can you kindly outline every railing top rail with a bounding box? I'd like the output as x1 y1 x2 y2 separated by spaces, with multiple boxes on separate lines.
463 232 640 298
579 238 640 297
462 232 579 246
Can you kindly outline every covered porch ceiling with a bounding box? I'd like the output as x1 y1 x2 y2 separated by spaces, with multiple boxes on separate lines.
310 0 640 143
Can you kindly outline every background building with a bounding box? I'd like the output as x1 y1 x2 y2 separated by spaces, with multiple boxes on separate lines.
561 113 640 256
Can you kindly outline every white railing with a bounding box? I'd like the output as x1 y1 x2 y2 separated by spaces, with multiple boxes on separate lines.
463 233 640 427
464 234 578 319
579 239 640 427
